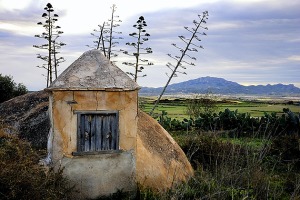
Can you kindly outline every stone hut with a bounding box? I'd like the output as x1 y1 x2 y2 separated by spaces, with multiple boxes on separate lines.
46 49 193 199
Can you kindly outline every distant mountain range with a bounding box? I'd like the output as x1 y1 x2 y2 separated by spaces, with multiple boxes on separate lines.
140 76 300 96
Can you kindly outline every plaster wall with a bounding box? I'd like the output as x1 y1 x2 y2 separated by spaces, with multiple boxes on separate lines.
61 151 135 199
50 90 138 158
48 90 138 198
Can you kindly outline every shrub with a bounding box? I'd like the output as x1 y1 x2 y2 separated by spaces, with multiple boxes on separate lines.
0 131 73 199
158 110 193 131
269 134 300 171
91 132 300 199
166 108 299 137
0 74 28 103
176 134 297 199
186 93 219 119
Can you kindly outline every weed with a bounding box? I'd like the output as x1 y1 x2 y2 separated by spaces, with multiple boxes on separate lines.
0 128 73 200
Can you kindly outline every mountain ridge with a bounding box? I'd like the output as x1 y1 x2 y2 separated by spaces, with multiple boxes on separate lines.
140 76 300 96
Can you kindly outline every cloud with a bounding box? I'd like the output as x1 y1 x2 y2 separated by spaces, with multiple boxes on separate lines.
288 55 300 61
0 0 300 90
0 0 32 11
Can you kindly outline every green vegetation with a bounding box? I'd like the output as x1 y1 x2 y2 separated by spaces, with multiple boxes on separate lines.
0 74 28 103
141 96 300 119
135 96 300 199
0 127 73 199
96 133 300 199
186 93 219 118
141 96 300 199
218 100 300 116
94 96 300 199
169 133 300 199
1 95 299 199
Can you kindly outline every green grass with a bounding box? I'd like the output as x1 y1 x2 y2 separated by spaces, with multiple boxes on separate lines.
218 101 300 116
141 97 300 119
167 133 300 199
142 103 187 119
220 137 270 150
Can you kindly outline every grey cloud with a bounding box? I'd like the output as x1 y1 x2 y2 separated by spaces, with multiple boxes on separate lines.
118 1 300 87
1 0 300 90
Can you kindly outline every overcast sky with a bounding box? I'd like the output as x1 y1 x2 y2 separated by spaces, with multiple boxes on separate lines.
0 0 299 91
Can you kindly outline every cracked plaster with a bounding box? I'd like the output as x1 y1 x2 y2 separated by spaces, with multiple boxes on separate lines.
45 49 192 198
46 49 140 91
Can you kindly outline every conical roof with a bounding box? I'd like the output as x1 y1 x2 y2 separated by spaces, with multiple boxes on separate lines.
47 49 140 91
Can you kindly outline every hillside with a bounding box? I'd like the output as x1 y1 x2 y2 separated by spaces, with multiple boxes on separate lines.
140 76 300 96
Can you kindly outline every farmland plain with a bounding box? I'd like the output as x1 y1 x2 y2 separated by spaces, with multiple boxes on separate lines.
140 95 300 119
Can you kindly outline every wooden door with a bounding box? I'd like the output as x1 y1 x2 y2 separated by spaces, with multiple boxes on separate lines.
77 111 119 152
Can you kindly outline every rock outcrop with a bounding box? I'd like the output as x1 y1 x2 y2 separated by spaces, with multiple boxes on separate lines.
0 89 193 193
137 111 194 190
0 91 50 148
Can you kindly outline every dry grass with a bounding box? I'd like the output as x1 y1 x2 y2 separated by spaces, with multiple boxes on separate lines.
0 124 73 200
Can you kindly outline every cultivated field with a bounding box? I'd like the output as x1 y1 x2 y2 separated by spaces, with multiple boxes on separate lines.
140 95 300 119
137 94 300 199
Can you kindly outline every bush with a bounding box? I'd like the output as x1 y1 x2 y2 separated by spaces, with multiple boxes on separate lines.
88 132 300 199
0 131 73 199
157 110 193 131
174 134 300 199
164 108 299 137
0 74 28 103
186 93 219 118
269 134 300 171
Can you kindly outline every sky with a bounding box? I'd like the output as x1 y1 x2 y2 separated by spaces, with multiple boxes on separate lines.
0 0 299 91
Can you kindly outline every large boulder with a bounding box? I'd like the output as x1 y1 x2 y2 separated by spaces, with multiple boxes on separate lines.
137 111 193 190
0 90 193 192
0 91 50 148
